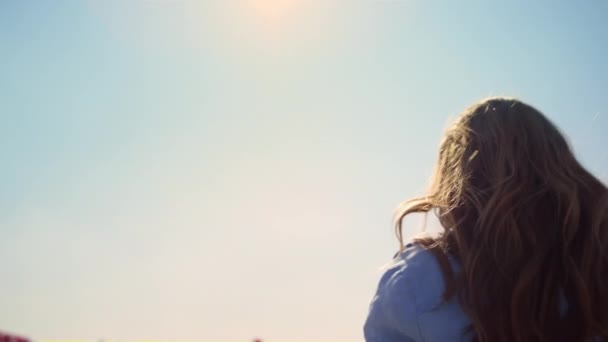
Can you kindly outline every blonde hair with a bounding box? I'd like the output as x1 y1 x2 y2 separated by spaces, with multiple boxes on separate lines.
394 97 608 341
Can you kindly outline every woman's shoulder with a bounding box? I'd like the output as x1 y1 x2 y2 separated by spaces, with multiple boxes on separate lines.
385 240 459 313
387 241 446 277
393 241 438 265
364 242 433 340
365 240 468 341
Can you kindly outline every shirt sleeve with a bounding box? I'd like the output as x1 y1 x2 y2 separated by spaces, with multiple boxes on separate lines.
364 255 423 342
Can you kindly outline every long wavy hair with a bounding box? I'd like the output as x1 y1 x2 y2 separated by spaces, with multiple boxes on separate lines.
394 97 608 341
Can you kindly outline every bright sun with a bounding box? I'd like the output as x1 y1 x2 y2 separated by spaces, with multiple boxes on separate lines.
247 0 302 22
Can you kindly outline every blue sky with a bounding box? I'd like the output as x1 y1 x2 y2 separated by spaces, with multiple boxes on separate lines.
1 0 607 341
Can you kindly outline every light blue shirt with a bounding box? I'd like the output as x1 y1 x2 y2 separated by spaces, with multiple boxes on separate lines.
363 242 604 342
364 242 473 342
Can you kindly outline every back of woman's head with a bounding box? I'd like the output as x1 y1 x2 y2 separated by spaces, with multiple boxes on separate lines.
395 97 608 341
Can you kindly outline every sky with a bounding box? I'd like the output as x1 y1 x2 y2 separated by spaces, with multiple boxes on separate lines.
1 0 607 341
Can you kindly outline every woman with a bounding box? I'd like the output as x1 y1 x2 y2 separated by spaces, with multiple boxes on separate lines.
364 97 608 341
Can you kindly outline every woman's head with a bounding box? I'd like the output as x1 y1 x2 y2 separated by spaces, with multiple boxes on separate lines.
395 97 608 341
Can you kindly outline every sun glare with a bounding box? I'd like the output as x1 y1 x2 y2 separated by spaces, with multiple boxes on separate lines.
247 0 302 22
